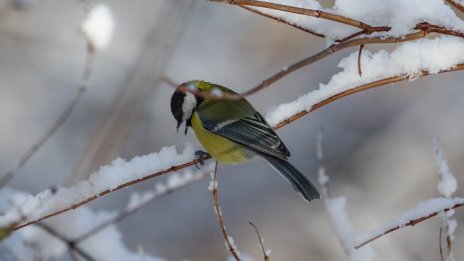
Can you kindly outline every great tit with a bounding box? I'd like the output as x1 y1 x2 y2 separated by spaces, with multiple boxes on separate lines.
170 80 320 202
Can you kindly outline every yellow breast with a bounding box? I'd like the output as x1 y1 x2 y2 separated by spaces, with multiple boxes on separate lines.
191 112 249 164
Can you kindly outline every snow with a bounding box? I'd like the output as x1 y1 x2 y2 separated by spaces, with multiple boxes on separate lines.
434 138 457 197
81 4 115 50
0 189 164 261
265 36 464 126
325 196 375 260
251 0 464 41
433 138 458 260
0 143 196 227
126 163 215 211
355 197 464 246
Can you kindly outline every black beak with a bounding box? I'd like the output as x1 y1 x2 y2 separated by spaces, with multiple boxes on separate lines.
176 120 182 133
184 125 189 135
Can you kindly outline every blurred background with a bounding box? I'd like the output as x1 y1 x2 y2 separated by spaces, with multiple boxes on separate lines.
0 0 463 260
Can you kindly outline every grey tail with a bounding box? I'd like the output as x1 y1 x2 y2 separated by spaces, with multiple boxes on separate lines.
264 155 320 202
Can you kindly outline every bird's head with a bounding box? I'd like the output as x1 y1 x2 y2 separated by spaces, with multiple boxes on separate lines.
170 81 204 135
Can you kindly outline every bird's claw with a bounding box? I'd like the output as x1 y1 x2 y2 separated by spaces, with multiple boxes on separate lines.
194 150 210 168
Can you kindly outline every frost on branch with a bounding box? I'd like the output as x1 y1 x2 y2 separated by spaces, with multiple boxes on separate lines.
251 0 464 40
433 138 458 261
0 143 196 228
317 132 375 260
434 138 457 198
265 36 464 126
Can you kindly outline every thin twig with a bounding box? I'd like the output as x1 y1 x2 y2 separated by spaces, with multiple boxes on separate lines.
212 0 390 33
174 30 433 101
210 161 241 261
439 227 444 261
160 74 179 88
35 222 95 261
447 0 464 13
0 45 95 188
249 222 270 261
446 223 452 254
12 63 464 231
354 201 464 249
73 167 212 243
238 5 325 38
357 44 364 76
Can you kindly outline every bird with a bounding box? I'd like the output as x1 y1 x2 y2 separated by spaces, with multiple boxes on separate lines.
170 80 320 202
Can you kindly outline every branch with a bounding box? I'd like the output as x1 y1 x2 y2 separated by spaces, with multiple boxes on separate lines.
274 64 464 129
175 20 464 102
237 5 325 38
354 198 464 249
210 161 241 261
0 45 95 188
357 44 364 76
35 222 95 261
249 222 270 261
212 0 390 33
73 166 214 243
447 0 464 13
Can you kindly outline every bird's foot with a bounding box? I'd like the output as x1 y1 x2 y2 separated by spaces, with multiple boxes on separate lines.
194 150 210 169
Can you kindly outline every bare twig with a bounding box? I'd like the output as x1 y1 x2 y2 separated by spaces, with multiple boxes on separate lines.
354 200 464 249
12 63 464 231
238 5 325 38
439 227 444 261
0 45 95 188
160 74 179 88
212 0 390 33
357 44 364 76
210 161 241 261
35 222 95 261
249 222 270 261
447 0 464 13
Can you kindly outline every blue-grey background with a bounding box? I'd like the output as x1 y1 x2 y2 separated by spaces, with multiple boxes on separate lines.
0 0 463 260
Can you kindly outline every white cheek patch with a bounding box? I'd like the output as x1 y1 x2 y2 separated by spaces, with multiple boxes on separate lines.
182 92 197 120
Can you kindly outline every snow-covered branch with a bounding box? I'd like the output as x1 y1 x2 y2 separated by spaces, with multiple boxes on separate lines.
355 197 464 249
214 0 464 40
434 138 458 261
0 144 197 230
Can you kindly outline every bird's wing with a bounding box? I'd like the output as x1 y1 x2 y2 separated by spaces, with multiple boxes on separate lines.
199 107 290 160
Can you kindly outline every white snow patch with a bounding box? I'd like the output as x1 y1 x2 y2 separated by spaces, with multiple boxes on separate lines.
266 36 464 126
81 4 115 50
0 143 196 227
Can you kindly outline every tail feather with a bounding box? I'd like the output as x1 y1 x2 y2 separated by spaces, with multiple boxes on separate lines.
264 155 320 202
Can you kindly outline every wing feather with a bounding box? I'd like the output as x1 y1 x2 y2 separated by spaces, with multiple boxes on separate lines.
200 111 290 160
